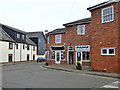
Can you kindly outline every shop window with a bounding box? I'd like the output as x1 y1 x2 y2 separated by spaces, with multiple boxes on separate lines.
51 51 55 59
61 51 65 60
101 48 115 55
77 25 85 35
102 6 114 23
82 52 90 60
77 52 81 61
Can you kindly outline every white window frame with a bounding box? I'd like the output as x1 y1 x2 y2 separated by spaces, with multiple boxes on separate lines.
101 48 115 56
55 34 61 43
102 6 114 23
77 25 85 35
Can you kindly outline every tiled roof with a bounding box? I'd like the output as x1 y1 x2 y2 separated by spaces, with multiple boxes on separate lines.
48 28 65 35
63 18 91 27
0 23 27 34
27 32 43 38
0 25 15 42
26 36 36 45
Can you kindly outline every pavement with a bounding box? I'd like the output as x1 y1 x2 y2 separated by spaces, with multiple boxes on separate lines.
43 64 120 79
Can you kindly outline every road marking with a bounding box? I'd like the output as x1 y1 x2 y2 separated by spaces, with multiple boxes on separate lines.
101 81 119 88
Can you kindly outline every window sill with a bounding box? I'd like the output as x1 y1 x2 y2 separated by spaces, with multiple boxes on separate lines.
101 54 115 56
82 60 91 62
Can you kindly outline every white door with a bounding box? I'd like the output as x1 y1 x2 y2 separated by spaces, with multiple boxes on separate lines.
55 51 61 64
76 52 82 65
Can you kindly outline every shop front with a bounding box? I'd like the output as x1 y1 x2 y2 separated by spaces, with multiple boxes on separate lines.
75 45 90 65
67 46 74 64
50 45 65 64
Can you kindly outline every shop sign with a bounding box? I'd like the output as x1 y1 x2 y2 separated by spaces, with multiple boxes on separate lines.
67 46 74 51
75 45 90 51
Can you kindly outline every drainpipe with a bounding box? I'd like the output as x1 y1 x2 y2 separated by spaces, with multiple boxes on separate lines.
31 45 32 60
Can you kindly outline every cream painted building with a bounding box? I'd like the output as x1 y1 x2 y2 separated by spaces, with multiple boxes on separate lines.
0 24 37 63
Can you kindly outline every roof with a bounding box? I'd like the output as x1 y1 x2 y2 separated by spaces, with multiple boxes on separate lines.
87 0 120 11
63 18 91 27
27 31 43 38
0 25 15 42
48 28 65 35
0 23 27 34
26 36 36 45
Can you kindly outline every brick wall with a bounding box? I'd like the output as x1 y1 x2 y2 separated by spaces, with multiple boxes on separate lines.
90 3 119 73
46 33 65 60
65 23 91 65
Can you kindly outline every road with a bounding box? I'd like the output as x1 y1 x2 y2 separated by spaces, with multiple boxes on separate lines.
1 62 118 88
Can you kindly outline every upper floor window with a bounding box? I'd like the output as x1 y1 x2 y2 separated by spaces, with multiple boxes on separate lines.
101 48 115 55
77 25 85 35
17 33 20 38
102 6 114 23
33 46 35 51
27 45 29 50
47 37 49 44
9 43 13 49
55 34 61 43
23 45 25 50
22 35 25 40
16 44 18 49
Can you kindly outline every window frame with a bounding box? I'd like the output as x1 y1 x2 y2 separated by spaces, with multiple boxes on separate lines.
9 43 13 49
27 45 30 50
77 25 85 35
102 6 114 23
101 48 115 56
17 33 20 38
55 34 61 43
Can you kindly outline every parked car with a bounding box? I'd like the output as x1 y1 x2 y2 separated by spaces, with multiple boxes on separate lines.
37 57 46 62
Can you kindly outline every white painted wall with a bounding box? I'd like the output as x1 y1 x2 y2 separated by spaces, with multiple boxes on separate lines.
0 41 37 63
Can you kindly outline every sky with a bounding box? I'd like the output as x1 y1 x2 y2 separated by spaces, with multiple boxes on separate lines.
0 0 107 32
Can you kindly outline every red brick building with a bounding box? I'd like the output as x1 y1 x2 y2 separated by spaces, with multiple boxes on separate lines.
46 0 120 73
63 18 91 68
46 28 66 65
87 0 120 73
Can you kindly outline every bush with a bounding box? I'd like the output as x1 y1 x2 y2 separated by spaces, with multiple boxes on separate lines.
77 62 81 66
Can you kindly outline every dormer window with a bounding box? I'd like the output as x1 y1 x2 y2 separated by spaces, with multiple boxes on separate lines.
102 6 114 23
17 33 20 38
22 35 25 40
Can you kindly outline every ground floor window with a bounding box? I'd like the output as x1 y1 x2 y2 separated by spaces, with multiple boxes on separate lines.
82 52 90 60
61 51 65 60
76 51 90 62
101 48 115 55
51 51 55 60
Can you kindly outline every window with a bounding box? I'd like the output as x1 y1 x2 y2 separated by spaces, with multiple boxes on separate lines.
27 45 29 50
16 44 18 49
9 43 13 49
33 46 35 51
82 52 90 60
61 51 65 60
55 34 61 43
77 52 81 61
102 6 114 23
23 45 25 49
77 25 85 35
22 35 25 40
39 39 41 42
17 33 20 38
51 51 55 59
47 37 49 44
101 48 115 55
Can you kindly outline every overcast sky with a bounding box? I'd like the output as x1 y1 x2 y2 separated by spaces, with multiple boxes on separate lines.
0 0 107 32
